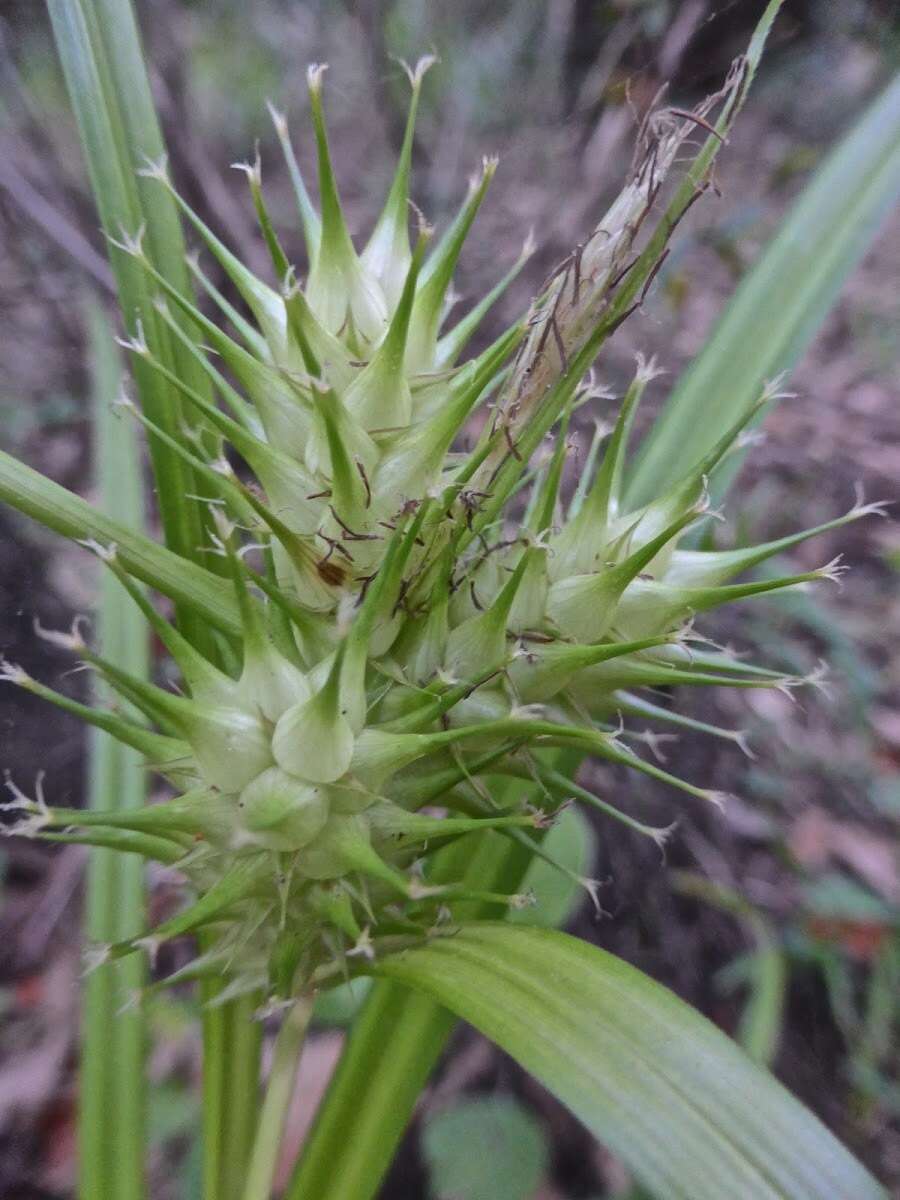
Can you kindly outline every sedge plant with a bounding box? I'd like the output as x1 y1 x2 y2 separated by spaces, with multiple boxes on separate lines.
1 2 897 1197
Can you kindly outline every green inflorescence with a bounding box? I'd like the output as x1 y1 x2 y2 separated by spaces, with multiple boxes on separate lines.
0 59 882 1007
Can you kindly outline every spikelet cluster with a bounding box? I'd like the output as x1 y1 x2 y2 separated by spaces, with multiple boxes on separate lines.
1 60 879 1004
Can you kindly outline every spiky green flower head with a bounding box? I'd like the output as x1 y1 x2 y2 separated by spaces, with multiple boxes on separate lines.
1 57 884 1006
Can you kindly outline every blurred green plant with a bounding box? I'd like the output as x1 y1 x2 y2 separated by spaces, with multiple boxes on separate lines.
422 1095 549 1200
676 868 899 1125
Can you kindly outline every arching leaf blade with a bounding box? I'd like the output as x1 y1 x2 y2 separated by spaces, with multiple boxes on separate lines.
372 923 885 1200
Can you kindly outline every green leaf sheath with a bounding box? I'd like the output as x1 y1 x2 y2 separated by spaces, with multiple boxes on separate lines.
372 924 886 1200
626 74 900 508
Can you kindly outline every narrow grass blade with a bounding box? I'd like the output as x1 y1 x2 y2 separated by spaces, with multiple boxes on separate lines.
46 0 218 652
79 303 147 1200
46 5 263 1186
373 924 885 1200
626 75 900 507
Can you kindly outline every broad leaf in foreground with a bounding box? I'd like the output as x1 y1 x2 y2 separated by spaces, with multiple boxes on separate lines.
372 923 885 1200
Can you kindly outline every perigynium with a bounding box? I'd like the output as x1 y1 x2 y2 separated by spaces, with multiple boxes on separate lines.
0 58 883 1009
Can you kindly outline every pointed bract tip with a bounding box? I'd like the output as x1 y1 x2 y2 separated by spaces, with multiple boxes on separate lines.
346 926 375 960
112 387 137 415
408 201 434 244
817 554 850 587
107 222 147 261
115 316 150 358
230 148 262 187
735 429 766 453
307 62 329 94
82 944 112 977
134 935 162 968
397 53 439 89
579 876 607 918
692 479 712 518
704 790 731 811
634 351 664 385
759 372 795 406
729 729 756 759
850 481 891 520
0 658 32 687
210 456 235 479
282 264 300 298
77 538 118 563
407 878 442 901
255 996 294 1021
0 769 49 836
136 152 171 186
802 658 832 697
210 506 237 543
651 820 679 852
266 99 288 136
33 614 87 654
633 728 678 764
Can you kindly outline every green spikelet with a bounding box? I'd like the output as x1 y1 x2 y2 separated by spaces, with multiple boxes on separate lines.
1 58 882 1008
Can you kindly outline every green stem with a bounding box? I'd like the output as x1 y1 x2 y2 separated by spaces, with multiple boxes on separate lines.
78 304 147 1200
201 975 226 1200
288 982 452 1200
221 993 264 1200
241 997 314 1200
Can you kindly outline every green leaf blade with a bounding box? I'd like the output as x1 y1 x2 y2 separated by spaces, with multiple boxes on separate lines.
47 0 227 655
373 923 885 1200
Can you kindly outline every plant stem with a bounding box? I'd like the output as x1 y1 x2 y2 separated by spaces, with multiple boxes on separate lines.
201 977 226 1200
78 303 147 1200
241 997 314 1200
287 981 453 1200
221 995 264 1200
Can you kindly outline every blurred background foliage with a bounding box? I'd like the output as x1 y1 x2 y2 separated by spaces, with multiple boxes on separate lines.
0 2 898 1197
